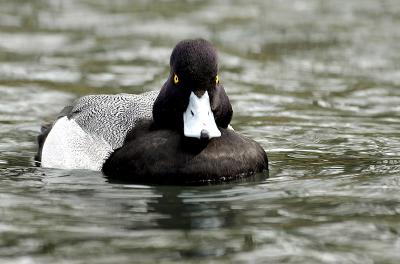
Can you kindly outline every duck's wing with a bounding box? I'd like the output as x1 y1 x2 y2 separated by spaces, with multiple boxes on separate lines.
35 90 159 165
67 90 159 149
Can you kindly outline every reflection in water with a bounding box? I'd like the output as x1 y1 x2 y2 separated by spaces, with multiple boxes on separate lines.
149 187 233 230
1 0 400 263
144 184 266 258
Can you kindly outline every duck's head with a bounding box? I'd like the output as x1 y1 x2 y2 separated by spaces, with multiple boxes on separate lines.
153 39 233 140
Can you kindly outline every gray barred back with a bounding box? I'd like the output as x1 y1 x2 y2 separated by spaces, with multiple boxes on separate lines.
66 90 159 149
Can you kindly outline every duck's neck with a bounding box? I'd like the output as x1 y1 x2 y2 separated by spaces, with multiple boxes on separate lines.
208 85 233 129
152 82 189 131
152 81 233 131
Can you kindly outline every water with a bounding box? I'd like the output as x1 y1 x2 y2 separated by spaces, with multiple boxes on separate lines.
1 0 400 263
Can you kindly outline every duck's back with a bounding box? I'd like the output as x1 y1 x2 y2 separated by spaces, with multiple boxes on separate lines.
38 90 159 170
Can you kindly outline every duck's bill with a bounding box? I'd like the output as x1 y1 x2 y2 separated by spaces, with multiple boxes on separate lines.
183 91 221 140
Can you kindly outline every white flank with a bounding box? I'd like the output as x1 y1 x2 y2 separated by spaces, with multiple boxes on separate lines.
41 116 113 171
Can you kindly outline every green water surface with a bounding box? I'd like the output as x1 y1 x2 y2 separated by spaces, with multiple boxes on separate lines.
1 0 400 263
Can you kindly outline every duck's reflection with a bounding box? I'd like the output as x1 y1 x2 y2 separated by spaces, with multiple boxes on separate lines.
148 186 234 230
108 172 268 258
147 173 268 230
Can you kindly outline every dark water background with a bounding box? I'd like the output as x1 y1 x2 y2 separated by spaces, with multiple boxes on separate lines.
1 0 400 263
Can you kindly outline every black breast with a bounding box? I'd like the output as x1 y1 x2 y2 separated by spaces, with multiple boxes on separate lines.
102 123 268 184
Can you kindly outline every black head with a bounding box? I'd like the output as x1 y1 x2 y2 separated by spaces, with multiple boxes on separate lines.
170 39 218 92
153 39 233 139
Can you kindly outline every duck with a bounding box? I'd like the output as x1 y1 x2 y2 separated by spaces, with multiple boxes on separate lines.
36 39 268 184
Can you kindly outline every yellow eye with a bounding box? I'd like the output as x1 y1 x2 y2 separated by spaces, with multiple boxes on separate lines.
215 75 220 84
174 74 179 84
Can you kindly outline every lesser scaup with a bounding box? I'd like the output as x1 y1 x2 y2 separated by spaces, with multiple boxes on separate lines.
36 39 268 184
